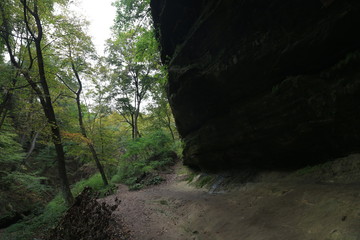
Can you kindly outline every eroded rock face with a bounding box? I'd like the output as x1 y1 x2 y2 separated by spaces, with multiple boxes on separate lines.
151 0 360 171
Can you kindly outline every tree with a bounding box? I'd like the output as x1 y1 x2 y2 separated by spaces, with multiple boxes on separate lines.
0 0 74 205
113 0 151 32
107 28 159 139
53 15 109 186
87 59 116 157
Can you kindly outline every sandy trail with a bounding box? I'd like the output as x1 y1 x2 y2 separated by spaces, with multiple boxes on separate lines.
102 168 360 240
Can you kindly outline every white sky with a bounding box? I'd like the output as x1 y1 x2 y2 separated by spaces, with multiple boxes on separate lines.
71 0 117 56
67 0 117 104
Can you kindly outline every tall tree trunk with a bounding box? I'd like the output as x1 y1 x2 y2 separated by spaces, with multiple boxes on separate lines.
25 1 73 205
37 64 74 205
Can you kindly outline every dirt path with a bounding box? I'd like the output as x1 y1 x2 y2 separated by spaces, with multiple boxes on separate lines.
102 167 360 240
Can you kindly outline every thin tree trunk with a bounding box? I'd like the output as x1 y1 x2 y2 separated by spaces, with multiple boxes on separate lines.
75 95 109 186
129 113 135 139
99 116 105 157
134 114 139 139
71 63 108 186
166 113 175 141
133 95 141 139
22 131 39 164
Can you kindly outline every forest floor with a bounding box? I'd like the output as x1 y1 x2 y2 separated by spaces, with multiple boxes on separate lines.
101 155 360 240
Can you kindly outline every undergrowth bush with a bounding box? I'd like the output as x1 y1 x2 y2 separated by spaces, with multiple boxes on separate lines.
111 130 180 189
71 173 115 197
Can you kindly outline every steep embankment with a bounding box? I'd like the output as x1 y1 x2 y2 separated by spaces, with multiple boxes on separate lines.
100 156 360 240
151 0 360 171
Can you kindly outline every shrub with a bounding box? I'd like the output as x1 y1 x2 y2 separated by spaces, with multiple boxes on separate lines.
72 173 116 198
111 130 179 189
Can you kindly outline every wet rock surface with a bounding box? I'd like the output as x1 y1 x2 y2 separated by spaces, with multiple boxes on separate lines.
47 187 132 240
151 0 360 171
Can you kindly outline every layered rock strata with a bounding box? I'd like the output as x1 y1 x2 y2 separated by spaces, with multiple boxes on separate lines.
151 0 360 171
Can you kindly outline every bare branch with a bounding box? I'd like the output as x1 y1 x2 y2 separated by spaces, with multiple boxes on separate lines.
55 74 77 94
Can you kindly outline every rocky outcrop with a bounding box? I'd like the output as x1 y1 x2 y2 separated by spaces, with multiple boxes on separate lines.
151 0 360 171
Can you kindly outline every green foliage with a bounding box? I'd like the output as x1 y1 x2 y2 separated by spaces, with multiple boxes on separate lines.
111 130 178 189
146 175 165 186
107 0 163 140
0 125 25 166
106 28 161 140
2 194 66 240
121 130 172 161
134 30 159 63
71 173 116 197
113 0 151 32
0 124 39 195
2 172 50 193
2 173 114 240
32 145 56 166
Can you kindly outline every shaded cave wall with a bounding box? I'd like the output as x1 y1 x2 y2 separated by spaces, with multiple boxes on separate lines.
151 0 360 171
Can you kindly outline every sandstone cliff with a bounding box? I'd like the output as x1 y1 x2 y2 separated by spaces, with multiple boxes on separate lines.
151 0 360 171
